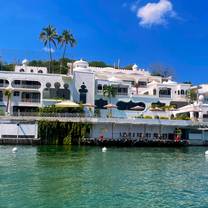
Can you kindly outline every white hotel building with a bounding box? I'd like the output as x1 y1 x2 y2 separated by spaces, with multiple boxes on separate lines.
0 59 208 144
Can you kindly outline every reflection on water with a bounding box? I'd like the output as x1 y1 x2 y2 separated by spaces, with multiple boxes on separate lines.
1 146 208 208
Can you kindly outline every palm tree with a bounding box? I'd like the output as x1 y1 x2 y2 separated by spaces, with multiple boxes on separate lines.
5 89 12 115
103 85 116 103
40 25 58 73
134 82 139 95
103 85 116 117
58 30 76 73
58 30 76 59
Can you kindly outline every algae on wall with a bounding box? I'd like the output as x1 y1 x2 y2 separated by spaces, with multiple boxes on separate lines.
38 120 91 145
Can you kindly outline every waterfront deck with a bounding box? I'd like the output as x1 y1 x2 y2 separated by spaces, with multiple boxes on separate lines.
0 113 197 127
82 138 189 147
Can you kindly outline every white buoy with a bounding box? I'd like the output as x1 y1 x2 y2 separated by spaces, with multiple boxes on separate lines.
12 147 18 153
205 150 208 155
102 147 107 152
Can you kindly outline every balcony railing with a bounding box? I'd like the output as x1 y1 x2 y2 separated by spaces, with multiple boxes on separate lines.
0 84 9 88
21 98 41 103
159 94 171 98
12 84 40 89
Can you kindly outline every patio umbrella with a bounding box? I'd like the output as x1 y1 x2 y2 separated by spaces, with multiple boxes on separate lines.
55 100 80 108
130 105 145 110
104 104 117 109
83 103 96 108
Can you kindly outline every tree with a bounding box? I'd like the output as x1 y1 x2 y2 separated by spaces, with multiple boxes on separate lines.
40 25 58 73
4 89 12 115
150 63 175 78
186 89 197 104
58 30 76 73
103 85 116 103
58 30 76 60
134 82 139 95
103 85 116 117
89 61 109 68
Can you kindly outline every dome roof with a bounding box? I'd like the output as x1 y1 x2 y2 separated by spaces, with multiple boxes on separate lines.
22 59 29 65
74 59 88 65
132 64 138 71
198 95 204 102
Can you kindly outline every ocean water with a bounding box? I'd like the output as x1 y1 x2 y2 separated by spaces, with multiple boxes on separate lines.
0 146 208 208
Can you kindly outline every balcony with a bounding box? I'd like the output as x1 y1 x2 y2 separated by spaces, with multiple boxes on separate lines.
21 98 40 103
12 84 40 89
0 83 9 88
159 94 171 98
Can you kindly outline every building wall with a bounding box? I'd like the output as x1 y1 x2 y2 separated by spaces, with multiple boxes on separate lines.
0 121 38 139
91 123 176 140
73 70 95 104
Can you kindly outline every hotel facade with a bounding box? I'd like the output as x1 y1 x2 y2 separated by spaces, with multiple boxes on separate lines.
0 59 208 144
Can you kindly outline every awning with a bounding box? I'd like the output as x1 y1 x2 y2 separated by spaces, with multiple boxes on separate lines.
55 100 80 108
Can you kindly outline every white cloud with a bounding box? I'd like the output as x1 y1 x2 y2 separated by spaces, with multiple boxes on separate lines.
43 47 55 53
137 0 176 27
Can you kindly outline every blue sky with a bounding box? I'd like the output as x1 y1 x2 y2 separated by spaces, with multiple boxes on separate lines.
0 0 208 84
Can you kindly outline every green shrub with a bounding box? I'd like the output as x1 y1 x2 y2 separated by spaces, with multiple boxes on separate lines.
159 116 169 120
144 115 153 119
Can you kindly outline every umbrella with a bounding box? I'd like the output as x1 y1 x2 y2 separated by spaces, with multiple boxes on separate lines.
149 107 163 111
130 105 145 110
55 100 80 108
83 103 96 108
104 104 117 109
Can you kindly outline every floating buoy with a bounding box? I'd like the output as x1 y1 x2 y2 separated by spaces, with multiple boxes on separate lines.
205 150 208 155
12 147 18 153
102 147 107 152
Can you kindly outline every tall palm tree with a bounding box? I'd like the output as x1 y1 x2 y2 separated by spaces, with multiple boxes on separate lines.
5 89 12 115
58 30 76 73
40 25 58 73
58 30 76 60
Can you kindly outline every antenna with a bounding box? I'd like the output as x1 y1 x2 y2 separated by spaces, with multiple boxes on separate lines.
117 59 120 69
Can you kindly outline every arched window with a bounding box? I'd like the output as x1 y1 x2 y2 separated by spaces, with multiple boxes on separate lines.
178 90 180 95
20 68 24 72
30 69 34 73
38 70 43 73
46 82 51 88
153 89 157 95
97 84 102 90
181 90 185 95
64 83 69 89
54 82 61 89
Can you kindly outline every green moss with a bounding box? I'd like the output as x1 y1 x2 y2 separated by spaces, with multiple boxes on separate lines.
38 120 91 145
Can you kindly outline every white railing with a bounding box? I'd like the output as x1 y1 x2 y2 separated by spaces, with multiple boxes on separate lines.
21 99 41 103
12 84 41 89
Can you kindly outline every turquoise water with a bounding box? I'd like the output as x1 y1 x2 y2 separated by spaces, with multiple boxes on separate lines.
1 146 208 208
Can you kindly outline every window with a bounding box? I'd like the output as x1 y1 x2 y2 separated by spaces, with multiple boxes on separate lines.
13 91 20 96
138 81 147 88
153 89 157 95
64 83 69 89
181 90 185 95
54 82 61 89
97 84 102 90
38 70 43 73
20 68 24 72
0 79 9 87
30 69 34 73
0 91 3 101
178 90 180 95
46 82 51 88
43 88 70 100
